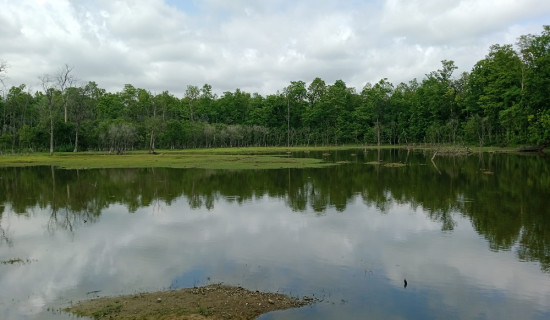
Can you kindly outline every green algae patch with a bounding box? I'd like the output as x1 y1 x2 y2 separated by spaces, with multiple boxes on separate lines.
383 162 407 168
365 161 406 167
0 150 334 170
366 161 383 165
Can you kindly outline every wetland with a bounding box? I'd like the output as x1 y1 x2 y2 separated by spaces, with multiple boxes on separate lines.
1 148 549 319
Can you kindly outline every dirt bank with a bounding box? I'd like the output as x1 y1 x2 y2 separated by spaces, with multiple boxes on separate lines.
64 284 317 320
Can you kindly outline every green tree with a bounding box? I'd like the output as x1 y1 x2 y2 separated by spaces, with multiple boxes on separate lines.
388 81 416 145
304 77 327 145
97 92 123 120
2 85 33 151
147 91 172 153
466 45 523 145
417 60 458 143
284 80 307 146
67 81 102 152
518 26 550 145
196 84 217 122
119 84 139 121
185 85 200 122
359 79 393 145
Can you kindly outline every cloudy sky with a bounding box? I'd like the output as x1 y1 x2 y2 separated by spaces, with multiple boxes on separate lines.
1 0 549 97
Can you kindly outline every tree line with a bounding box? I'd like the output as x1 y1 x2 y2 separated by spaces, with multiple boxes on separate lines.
0 26 548 154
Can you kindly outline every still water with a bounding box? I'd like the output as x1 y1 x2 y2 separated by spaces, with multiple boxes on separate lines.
1 149 549 319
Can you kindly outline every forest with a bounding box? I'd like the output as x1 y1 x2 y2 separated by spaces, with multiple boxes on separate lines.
0 26 548 154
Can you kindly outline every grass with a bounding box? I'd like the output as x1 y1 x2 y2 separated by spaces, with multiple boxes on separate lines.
90 303 123 318
0 146 345 170
196 305 212 316
0 145 535 170
404 144 521 153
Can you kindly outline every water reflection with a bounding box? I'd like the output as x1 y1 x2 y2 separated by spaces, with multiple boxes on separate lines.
0 149 549 319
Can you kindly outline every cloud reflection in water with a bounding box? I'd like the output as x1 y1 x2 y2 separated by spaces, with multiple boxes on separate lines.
1 191 549 320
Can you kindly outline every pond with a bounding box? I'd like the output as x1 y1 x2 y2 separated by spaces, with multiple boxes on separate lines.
1 149 549 319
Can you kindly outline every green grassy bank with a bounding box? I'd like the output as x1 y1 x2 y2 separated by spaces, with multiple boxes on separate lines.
0 145 531 170
0 146 343 170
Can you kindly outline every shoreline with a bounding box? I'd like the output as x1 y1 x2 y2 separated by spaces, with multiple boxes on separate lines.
0 145 537 170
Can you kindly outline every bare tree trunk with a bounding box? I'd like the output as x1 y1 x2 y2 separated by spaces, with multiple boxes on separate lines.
287 98 290 147
376 118 381 146
50 117 54 155
149 130 156 154
56 64 74 123
73 126 79 152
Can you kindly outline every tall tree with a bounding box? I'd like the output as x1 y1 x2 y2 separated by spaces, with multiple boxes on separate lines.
284 81 307 146
119 84 139 121
417 60 458 143
3 85 34 150
304 78 328 145
0 59 6 86
388 81 417 145
68 81 102 152
39 74 61 155
147 91 170 153
360 79 393 145
466 46 523 144
55 64 75 123
185 85 200 122
518 26 550 145
196 84 216 122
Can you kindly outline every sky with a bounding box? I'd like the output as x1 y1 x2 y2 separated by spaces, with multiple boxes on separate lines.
1 0 549 97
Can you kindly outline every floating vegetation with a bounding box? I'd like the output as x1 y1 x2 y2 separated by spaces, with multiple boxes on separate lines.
0 152 334 170
366 161 383 165
365 161 406 168
384 162 406 168
1 258 35 265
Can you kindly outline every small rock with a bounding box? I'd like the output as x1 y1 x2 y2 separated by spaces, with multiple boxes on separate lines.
157 298 162 303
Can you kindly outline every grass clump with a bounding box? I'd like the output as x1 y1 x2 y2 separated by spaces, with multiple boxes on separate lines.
90 303 122 318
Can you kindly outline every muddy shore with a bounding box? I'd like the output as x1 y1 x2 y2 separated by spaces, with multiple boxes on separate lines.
64 284 317 320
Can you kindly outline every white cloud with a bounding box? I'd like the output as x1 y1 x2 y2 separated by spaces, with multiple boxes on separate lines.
0 0 549 96
381 0 550 42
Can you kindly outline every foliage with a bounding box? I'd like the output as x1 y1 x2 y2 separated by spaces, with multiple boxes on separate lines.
0 26 549 153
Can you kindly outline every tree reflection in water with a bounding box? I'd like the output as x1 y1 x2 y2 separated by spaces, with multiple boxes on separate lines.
0 149 549 271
